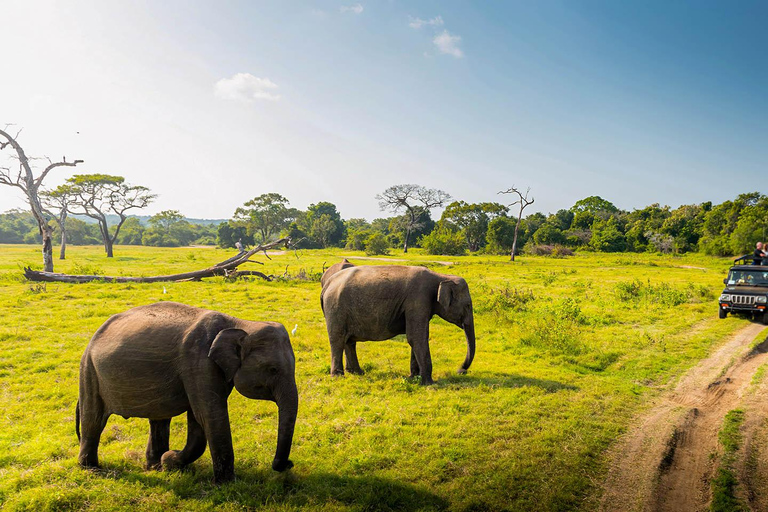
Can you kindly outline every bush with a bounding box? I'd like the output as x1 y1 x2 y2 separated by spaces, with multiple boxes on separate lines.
476 284 535 314
421 228 467 256
524 244 574 257
364 233 389 255
614 279 689 306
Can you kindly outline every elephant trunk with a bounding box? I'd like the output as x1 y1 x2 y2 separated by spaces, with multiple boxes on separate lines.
458 312 476 374
271 382 298 472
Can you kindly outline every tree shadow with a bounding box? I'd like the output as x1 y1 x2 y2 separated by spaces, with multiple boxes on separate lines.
98 464 449 510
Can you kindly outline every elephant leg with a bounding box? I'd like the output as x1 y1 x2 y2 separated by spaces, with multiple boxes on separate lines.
161 410 208 471
406 319 433 385
146 419 171 470
191 403 235 484
78 395 109 468
408 346 420 379
327 325 346 376
344 342 365 375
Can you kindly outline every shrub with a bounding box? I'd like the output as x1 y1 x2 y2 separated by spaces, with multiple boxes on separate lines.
524 244 574 257
614 279 688 306
519 313 585 355
476 284 535 314
364 233 389 255
420 228 467 256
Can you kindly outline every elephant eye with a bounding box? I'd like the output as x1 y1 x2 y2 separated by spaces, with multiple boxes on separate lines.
268 366 279 375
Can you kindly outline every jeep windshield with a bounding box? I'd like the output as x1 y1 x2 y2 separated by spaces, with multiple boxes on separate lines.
726 269 768 286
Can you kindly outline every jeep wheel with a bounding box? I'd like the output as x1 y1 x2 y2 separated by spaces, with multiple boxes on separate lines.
762 311 768 325
719 308 727 319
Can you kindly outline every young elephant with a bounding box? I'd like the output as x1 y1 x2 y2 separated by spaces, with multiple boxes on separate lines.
320 261 476 385
76 302 297 483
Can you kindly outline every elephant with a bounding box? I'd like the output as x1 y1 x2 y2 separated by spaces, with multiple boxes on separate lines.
76 301 297 483
320 260 476 385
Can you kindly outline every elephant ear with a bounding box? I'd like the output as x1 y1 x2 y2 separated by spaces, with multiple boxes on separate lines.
209 328 247 382
437 280 455 309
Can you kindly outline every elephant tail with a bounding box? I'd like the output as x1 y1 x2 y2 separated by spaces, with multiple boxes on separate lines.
75 399 81 442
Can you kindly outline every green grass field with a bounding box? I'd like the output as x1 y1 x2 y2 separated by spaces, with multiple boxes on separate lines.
0 244 749 511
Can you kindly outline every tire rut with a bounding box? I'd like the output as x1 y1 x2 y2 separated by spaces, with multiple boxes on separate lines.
600 322 768 512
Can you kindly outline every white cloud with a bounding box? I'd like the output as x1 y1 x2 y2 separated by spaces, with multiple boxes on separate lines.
214 73 281 102
433 30 463 58
408 16 443 29
340 3 363 14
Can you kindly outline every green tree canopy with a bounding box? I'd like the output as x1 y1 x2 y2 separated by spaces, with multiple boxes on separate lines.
233 193 298 243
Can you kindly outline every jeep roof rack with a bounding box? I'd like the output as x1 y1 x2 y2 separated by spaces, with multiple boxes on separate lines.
734 255 751 264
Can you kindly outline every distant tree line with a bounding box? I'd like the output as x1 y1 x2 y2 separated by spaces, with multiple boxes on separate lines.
214 190 768 257
3 190 767 258
0 209 218 247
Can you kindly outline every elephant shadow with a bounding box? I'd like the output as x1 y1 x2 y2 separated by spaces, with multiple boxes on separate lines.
99 465 448 510
435 372 579 393
360 368 578 393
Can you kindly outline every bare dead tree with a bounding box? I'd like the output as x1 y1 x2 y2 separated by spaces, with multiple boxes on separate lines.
498 186 534 261
376 184 451 253
24 238 291 283
0 126 84 271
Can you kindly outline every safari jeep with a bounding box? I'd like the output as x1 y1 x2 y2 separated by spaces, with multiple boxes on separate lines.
719 256 768 324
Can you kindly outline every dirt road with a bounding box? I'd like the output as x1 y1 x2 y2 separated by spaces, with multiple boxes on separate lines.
600 322 768 512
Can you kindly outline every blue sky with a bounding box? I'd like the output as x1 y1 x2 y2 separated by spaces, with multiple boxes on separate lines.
1 0 766 220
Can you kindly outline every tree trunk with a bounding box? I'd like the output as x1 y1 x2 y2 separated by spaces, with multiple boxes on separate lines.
24 238 291 283
511 212 523 262
42 226 54 272
60 228 67 260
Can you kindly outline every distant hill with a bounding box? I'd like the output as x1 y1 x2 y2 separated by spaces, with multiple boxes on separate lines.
70 214 227 226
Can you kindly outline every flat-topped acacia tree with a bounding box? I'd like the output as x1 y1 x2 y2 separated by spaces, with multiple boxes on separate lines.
41 184 77 260
0 126 83 271
65 174 156 257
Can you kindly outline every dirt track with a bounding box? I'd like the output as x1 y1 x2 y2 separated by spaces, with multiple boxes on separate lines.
600 322 768 512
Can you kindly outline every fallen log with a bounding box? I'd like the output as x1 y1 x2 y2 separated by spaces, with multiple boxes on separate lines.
23 238 291 283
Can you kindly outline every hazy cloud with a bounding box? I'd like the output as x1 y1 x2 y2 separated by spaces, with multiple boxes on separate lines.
214 73 281 102
408 16 443 29
340 3 363 14
433 30 463 58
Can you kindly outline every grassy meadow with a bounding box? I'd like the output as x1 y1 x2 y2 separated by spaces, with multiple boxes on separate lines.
0 244 751 511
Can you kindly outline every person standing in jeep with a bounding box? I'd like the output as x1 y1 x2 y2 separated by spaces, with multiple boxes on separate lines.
753 242 766 265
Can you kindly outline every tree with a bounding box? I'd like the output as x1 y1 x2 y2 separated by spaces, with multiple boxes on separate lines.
142 210 195 247
571 196 619 216
41 184 77 259
420 223 467 256
590 217 626 252
217 222 253 249
498 186 534 261
303 202 345 247
0 127 83 271
0 209 39 243
532 223 566 245
364 232 389 255
115 217 144 245
486 216 519 255
65 174 155 257
441 201 508 252
233 193 298 244
376 184 451 253
310 214 337 248
387 207 434 250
